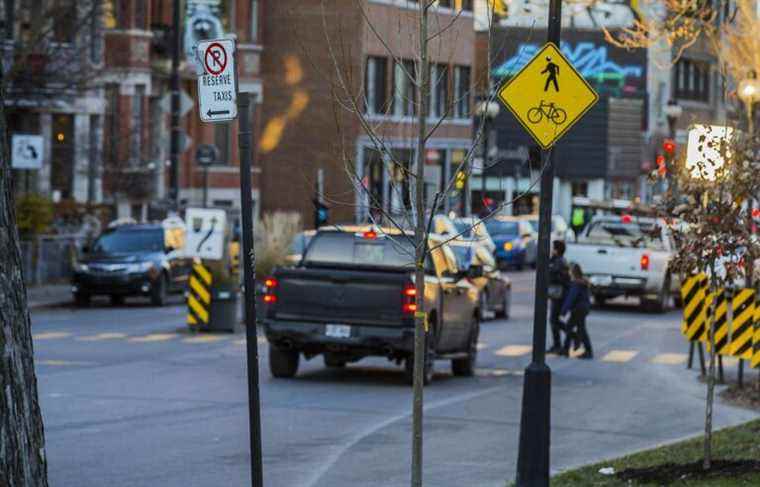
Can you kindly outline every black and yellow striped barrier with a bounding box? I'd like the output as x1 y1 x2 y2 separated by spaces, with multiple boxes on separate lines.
681 274 707 342
753 300 760 369
730 288 755 359
705 290 731 356
187 262 212 327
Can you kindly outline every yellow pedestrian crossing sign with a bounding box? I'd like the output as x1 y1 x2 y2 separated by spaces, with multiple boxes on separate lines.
496 42 598 150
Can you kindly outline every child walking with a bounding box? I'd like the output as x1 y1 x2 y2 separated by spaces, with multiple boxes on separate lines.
560 263 593 359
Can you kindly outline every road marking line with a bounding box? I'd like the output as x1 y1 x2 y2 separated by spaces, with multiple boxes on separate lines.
76 333 128 342
33 332 72 340
475 368 523 377
233 337 267 345
128 333 178 343
650 353 688 365
477 342 488 351
182 335 230 344
37 360 94 366
601 350 639 363
494 345 532 357
721 356 739 366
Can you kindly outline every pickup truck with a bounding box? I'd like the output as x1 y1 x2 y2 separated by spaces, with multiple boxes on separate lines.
565 215 677 312
262 227 481 384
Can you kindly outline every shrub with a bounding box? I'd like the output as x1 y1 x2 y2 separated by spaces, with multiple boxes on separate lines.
15 193 53 237
253 212 302 278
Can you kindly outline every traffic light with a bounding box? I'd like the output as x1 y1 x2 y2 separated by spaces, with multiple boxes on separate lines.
662 139 676 156
454 170 467 190
314 199 329 229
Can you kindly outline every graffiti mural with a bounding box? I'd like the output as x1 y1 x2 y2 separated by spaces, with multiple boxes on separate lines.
498 0 640 30
494 41 644 96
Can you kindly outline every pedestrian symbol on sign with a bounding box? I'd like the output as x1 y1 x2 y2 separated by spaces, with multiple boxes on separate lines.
541 57 560 92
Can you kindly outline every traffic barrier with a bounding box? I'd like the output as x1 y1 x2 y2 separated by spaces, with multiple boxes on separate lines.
704 290 731 356
754 300 760 368
187 262 212 327
730 288 755 360
681 274 707 342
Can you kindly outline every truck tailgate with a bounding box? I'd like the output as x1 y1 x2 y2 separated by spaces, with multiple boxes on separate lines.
272 267 409 326
566 244 643 277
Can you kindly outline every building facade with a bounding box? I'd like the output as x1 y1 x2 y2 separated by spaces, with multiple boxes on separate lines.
260 0 475 227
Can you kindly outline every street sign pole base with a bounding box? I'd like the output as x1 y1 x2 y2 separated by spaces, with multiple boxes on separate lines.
515 362 552 487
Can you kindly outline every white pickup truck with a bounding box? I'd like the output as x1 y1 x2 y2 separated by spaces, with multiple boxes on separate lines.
565 216 678 312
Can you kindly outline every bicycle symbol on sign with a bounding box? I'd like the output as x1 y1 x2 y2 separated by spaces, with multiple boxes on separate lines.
527 100 567 125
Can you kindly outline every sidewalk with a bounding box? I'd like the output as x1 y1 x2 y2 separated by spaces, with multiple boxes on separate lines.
26 284 72 309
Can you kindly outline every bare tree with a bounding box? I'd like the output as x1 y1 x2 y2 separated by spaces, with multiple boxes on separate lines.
0 61 49 487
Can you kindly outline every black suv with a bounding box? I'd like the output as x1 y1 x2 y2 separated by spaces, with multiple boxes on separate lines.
72 224 192 306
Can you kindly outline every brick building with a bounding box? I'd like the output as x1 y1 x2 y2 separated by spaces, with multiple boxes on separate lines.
260 0 476 227
102 0 263 220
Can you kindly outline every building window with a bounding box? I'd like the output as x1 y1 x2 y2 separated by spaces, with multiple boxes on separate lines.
250 0 259 42
438 0 452 8
571 181 588 197
393 59 416 117
362 147 384 215
454 65 471 118
2 0 15 40
215 123 231 164
131 85 145 164
51 114 75 199
134 0 147 30
673 58 710 102
53 0 77 43
391 148 414 211
105 84 120 165
458 0 473 11
365 56 388 115
430 63 449 118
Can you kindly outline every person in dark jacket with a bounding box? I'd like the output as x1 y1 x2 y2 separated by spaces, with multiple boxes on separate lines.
547 240 570 354
560 263 593 359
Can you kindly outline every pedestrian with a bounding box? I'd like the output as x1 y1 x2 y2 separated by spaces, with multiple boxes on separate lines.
547 240 570 354
571 206 585 240
560 263 593 359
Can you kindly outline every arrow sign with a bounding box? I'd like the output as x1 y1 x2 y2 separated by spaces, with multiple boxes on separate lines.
197 38 237 123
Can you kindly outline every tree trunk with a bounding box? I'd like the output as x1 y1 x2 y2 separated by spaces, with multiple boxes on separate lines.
703 269 717 471
0 64 50 486
411 3 430 487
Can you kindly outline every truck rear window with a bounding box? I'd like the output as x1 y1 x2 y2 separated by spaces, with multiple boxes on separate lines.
303 232 415 268
583 221 665 250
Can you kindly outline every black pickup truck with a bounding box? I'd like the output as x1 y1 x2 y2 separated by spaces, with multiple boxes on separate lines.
262 227 481 384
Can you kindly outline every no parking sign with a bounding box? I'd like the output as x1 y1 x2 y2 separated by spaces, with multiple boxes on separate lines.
197 38 237 123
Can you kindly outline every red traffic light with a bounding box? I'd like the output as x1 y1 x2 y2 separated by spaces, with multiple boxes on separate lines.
663 139 676 155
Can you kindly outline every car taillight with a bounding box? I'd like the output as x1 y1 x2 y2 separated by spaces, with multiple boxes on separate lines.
264 277 278 305
640 254 650 271
403 283 417 314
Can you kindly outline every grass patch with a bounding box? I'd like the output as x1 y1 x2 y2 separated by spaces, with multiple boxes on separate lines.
549 419 760 486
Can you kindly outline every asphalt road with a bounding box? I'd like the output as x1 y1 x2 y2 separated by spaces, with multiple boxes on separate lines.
31 271 758 487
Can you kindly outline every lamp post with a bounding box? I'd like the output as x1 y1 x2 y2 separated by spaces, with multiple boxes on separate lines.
738 75 760 136
475 100 500 215
664 100 683 140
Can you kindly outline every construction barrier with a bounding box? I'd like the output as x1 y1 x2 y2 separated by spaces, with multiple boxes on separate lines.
730 288 755 359
187 262 212 327
681 274 707 342
680 277 760 368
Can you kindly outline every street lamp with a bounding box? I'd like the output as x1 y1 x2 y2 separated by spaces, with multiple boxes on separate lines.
664 99 683 139
738 75 760 135
475 99 500 215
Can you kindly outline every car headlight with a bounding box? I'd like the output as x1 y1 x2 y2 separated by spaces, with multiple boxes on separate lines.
126 262 154 273
73 262 89 272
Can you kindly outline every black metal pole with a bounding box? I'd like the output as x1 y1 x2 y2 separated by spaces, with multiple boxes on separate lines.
203 166 209 209
237 93 264 487
515 2 561 485
169 0 181 211
481 117 488 214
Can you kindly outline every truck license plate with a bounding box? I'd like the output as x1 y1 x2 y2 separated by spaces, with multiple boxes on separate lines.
325 324 351 339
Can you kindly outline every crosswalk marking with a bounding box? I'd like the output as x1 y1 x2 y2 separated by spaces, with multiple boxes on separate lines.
650 353 688 365
495 345 532 357
233 337 267 346
33 332 72 340
128 333 178 343
182 335 230 344
477 342 488 351
76 333 128 342
601 350 639 363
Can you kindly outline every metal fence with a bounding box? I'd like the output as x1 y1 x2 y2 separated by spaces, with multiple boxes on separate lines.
19 234 86 286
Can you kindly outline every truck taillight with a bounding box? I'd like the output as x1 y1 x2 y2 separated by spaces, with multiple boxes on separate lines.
403 283 417 314
640 254 650 271
264 277 278 305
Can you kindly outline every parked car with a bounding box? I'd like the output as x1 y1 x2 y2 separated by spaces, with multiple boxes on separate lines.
262 226 481 384
565 215 677 312
72 220 192 306
449 239 511 321
483 217 537 270
451 216 497 253
519 214 573 243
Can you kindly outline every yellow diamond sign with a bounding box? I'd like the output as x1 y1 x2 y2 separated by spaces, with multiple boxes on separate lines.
496 42 598 150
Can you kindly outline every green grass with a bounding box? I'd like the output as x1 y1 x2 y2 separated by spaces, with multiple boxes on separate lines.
547 419 760 486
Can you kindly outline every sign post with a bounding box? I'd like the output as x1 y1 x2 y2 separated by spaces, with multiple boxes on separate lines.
197 38 238 123
196 38 260 486
496 1 598 485
195 144 219 208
